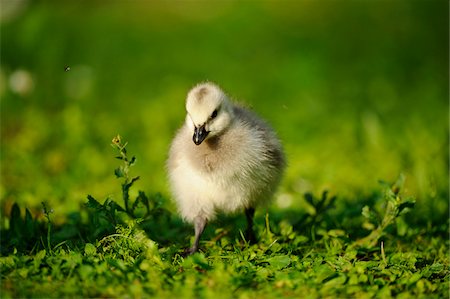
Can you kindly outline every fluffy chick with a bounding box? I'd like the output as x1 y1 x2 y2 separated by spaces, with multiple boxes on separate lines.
167 82 285 254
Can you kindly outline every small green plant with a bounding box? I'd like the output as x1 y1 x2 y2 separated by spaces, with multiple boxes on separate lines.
98 219 159 266
86 135 141 220
1 203 43 254
86 135 167 238
111 135 142 215
293 190 337 240
356 174 416 248
41 202 53 254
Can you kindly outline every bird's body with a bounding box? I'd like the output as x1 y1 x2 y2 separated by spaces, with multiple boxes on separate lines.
167 82 285 254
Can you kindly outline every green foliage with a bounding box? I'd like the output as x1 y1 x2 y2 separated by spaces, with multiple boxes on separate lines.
41 201 54 253
1 203 43 255
293 191 337 241
85 135 170 239
1 137 448 298
356 175 416 248
1 1 448 298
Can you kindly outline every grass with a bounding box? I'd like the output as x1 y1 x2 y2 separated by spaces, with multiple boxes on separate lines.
1 137 448 298
1 1 449 298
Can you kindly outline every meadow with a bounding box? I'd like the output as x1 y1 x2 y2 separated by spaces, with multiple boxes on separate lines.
1 1 449 298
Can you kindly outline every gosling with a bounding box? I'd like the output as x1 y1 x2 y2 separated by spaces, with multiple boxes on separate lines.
167 82 285 254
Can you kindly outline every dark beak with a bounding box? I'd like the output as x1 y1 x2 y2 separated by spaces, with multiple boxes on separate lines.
193 124 209 145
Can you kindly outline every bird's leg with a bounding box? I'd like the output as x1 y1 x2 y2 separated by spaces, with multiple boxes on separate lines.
245 207 257 244
185 216 207 255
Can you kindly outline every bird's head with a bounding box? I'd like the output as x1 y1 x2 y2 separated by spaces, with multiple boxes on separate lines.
185 82 234 145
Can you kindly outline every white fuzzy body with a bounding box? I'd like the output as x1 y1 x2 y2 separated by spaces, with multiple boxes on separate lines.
167 83 285 224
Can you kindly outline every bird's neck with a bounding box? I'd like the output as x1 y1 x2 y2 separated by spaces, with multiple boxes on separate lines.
204 136 220 150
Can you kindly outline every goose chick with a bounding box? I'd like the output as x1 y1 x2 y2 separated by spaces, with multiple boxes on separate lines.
167 82 285 254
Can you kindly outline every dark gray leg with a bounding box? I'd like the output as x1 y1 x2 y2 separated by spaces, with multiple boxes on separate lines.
245 207 257 244
185 216 207 255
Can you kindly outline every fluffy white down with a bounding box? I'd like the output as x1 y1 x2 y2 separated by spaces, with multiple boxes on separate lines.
167 83 285 223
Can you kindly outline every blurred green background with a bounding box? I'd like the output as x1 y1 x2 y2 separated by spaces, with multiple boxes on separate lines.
1 0 448 224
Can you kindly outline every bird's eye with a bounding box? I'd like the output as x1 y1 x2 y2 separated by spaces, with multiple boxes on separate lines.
211 109 218 119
